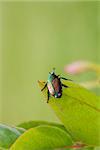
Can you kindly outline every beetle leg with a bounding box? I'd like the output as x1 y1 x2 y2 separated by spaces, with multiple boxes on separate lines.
62 83 69 88
47 90 50 103
61 77 72 81
41 83 47 91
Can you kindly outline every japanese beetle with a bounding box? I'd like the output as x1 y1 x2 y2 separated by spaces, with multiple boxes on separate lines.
41 69 71 103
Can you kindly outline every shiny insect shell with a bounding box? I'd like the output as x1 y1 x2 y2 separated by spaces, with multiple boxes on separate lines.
41 70 70 103
47 73 62 98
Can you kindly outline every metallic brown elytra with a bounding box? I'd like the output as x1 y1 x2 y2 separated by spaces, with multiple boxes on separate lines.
41 69 71 103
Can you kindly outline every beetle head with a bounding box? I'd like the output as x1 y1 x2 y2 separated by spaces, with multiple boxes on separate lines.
49 68 55 75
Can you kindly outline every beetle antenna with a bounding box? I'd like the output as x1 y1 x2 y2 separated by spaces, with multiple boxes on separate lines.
50 67 56 75
52 67 55 73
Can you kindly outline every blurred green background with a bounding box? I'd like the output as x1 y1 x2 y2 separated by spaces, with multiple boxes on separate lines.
0 1 100 125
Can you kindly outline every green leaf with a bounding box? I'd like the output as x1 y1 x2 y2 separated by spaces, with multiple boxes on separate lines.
38 80 100 146
79 147 94 150
10 125 73 150
94 147 100 150
0 124 22 149
18 120 67 132
0 147 8 150
15 127 26 134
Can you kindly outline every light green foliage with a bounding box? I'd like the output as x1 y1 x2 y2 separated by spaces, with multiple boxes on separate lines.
1 80 99 150
0 124 23 149
18 120 66 131
38 80 100 146
78 147 94 150
0 121 73 150
0 148 8 150
1 1 99 125
94 147 100 150
14 127 26 134
10 125 73 150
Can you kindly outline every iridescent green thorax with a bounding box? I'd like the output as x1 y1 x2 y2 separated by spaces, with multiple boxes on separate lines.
47 73 55 82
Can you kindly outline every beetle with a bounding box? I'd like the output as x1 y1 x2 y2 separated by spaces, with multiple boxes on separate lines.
41 69 72 103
